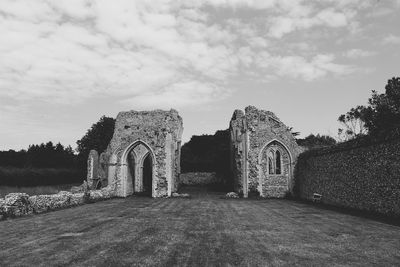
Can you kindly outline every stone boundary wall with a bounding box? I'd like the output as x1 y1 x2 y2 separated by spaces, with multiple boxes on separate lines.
0 186 114 220
295 138 400 217
179 172 221 186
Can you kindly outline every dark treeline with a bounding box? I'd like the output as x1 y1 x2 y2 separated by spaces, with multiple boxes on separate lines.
0 142 83 187
181 129 230 178
0 142 77 169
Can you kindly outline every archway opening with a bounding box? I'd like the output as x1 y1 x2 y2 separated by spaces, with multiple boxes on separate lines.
142 153 153 196
125 142 154 197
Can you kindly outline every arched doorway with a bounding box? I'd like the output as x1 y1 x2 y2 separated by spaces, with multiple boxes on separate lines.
126 142 154 196
142 154 153 195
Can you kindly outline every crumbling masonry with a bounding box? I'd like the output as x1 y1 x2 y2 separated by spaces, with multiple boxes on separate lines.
87 109 183 197
229 106 302 198
88 106 301 198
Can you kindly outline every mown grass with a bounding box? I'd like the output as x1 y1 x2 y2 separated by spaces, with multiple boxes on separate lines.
0 189 399 266
0 167 84 187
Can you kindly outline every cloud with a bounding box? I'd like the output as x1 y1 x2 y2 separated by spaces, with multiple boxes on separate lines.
0 0 381 112
267 8 349 38
120 80 229 109
382 34 400 45
343 49 376 58
256 53 354 81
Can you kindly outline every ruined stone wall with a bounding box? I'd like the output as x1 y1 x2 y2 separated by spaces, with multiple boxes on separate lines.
104 109 183 197
230 109 247 194
0 186 114 220
295 138 400 217
230 106 302 198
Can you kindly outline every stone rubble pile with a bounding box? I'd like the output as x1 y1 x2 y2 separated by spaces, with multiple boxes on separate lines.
225 192 240 198
0 185 115 220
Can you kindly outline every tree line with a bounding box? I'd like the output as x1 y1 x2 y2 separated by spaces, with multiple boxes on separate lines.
0 142 76 169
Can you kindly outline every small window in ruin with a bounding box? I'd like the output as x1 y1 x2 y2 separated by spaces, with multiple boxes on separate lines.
275 150 281 174
124 125 130 129
268 150 274 174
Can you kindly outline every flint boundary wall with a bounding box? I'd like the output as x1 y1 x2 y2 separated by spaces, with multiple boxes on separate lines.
295 137 400 217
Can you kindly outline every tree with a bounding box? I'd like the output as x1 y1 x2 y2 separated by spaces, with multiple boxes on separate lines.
338 105 367 141
363 77 400 135
297 134 336 149
77 116 115 155
338 77 400 140
76 116 115 171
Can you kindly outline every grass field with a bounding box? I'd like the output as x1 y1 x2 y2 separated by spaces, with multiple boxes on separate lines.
0 188 399 266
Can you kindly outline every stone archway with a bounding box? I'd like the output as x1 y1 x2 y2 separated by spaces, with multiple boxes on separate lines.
125 141 155 196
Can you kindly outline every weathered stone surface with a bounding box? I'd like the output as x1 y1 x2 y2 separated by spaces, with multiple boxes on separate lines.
295 138 400 217
4 193 33 217
5 193 29 206
29 191 72 213
92 109 183 198
87 150 99 189
179 172 221 186
171 192 190 198
70 193 85 206
230 106 303 198
88 186 114 202
0 188 113 220
225 192 239 198
0 198 6 220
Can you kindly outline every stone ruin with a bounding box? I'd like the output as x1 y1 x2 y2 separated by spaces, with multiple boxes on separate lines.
88 109 183 197
229 106 302 198
88 106 302 199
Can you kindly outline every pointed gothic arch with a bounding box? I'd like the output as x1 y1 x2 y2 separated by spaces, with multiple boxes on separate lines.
120 140 156 197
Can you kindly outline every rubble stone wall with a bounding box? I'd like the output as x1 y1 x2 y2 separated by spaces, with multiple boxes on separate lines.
295 138 400 217
230 106 303 198
0 186 114 220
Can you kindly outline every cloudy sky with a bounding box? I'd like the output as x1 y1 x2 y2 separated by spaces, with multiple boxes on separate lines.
0 0 399 150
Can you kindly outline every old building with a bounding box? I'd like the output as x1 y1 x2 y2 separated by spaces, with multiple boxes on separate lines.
87 109 183 198
230 106 302 198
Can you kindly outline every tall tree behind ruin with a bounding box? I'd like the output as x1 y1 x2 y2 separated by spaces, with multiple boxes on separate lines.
76 116 115 171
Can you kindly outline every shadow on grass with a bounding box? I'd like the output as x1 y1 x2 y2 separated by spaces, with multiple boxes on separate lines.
294 198 400 227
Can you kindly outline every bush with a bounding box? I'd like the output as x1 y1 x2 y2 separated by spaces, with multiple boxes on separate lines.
0 167 84 187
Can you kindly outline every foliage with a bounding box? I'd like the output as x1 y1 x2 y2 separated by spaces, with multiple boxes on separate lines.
0 142 76 169
181 129 230 177
338 105 367 141
76 116 115 171
76 116 115 155
296 134 336 149
338 77 400 140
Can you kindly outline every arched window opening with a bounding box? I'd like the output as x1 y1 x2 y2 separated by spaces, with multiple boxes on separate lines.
268 150 274 174
275 150 281 174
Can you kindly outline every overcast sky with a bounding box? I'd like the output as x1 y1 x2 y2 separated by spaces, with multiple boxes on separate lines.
0 0 399 150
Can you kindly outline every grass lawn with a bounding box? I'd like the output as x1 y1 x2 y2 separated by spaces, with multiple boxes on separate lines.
0 188 399 266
